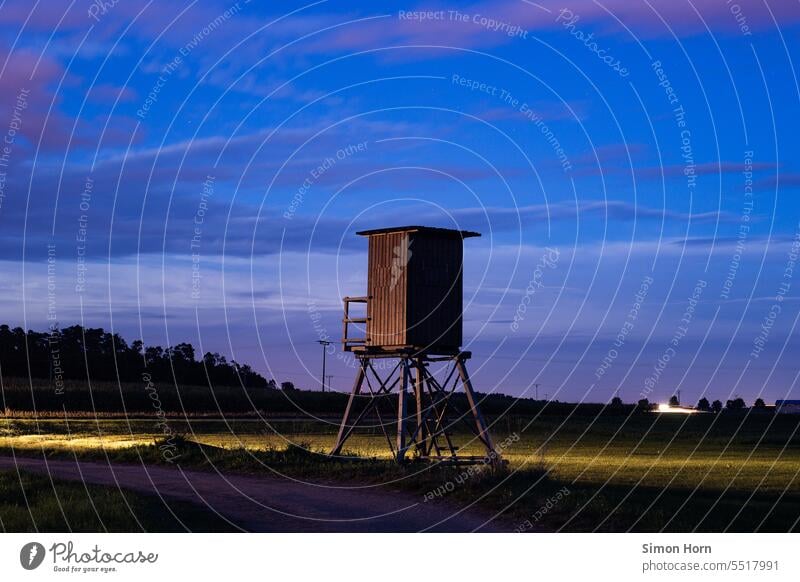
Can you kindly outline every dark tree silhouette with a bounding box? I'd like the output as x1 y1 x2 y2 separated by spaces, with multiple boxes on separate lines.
697 397 710 411
637 398 651 410
669 395 680 407
610 396 623 406
712 399 723 413
726 397 746 410
0 324 269 388
754 398 766 408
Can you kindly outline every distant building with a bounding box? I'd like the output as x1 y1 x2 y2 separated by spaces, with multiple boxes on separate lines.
775 400 800 414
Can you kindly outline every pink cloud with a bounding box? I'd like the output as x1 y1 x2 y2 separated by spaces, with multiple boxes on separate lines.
0 47 145 151
571 143 649 177
3 1 796 67
754 173 800 190
0 48 73 150
573 0 800 36
0 1 94 32
297 0 800 58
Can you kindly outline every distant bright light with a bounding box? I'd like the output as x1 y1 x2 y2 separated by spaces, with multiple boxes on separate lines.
657 403 698 414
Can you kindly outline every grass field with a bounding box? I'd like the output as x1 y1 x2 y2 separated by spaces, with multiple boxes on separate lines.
3 413 799 490
2 409 799 532
0 470 237 532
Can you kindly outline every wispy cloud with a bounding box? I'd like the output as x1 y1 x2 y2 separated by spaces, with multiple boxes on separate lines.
429 201 739 232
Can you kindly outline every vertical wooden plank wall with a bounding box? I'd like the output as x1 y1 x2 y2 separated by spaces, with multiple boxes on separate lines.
366 231 409 348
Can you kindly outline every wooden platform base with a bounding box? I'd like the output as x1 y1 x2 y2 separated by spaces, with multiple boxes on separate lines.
329 351 500 465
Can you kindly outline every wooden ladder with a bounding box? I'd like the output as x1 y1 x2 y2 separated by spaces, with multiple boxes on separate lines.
342 296 369 352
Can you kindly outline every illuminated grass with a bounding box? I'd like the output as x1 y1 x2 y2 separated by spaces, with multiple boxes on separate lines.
2 415 799 531
2 416 798 495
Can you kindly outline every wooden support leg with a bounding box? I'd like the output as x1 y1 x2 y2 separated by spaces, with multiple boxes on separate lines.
396 359 409 462
414 357 427 456
330 360 366 456
456 356 499 462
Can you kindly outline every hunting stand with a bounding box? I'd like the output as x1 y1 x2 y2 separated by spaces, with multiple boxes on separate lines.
330 226 500 465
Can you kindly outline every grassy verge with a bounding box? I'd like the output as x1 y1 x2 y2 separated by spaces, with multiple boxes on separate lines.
0 468 237 532
2 411 798 532
3 438 798 532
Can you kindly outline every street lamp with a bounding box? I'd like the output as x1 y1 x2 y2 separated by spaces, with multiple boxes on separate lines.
317 340 332 392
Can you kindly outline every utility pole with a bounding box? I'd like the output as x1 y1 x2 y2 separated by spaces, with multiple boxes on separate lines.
534 383 540 400
317 340 331 392
326 375 333 392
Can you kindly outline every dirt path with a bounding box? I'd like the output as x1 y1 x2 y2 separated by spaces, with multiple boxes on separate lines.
0 457 508 532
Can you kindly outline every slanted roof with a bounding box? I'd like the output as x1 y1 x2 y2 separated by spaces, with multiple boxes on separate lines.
356 225 481 238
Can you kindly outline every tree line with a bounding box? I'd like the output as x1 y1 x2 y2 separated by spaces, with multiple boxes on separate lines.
0 324 270 388
620 395 767 411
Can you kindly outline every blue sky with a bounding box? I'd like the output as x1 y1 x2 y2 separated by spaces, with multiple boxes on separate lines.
1 0 799 405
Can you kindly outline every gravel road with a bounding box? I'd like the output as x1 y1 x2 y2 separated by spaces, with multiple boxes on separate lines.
0 456 509 532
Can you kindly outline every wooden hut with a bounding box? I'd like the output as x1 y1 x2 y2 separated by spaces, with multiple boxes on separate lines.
334 225 498 465
343 226 480 355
